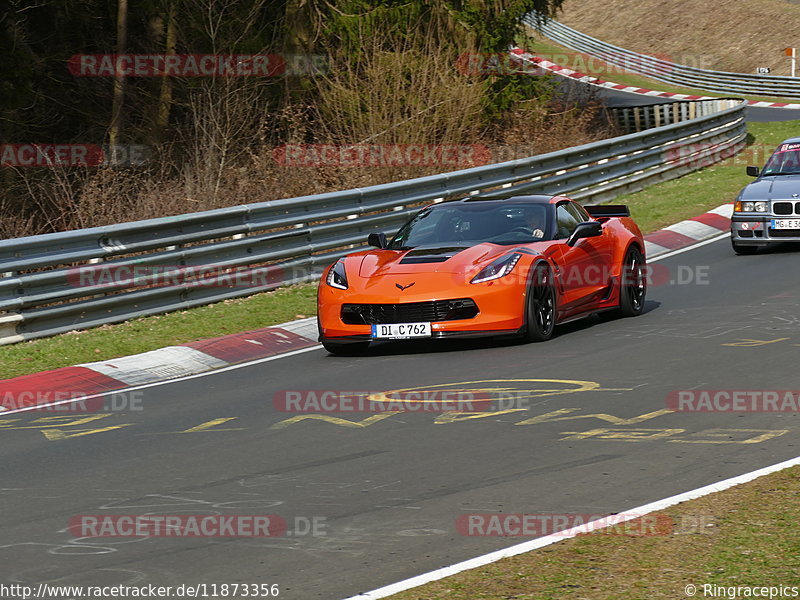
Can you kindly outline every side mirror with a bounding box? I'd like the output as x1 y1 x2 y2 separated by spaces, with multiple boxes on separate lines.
566 221 602 247
368 232 388 249
746 166 760 177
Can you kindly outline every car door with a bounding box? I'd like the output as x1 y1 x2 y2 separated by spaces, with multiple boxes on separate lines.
551 201 613 316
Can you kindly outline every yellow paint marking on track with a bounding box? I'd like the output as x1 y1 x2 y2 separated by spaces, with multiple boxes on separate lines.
559 428 685 441
40 425 133 441
434 409 528 424
270 412 397 430
669 429 789 444
369 379 617 405
515 408 674 426
722 338 790 347
0 415 113 429
179 418 244 433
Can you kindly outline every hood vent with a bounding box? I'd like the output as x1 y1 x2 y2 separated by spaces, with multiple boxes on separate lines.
399 246 467 264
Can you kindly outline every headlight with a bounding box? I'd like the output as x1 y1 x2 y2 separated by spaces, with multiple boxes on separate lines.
470 253 522 284
326 259 348 290
735 201 768 212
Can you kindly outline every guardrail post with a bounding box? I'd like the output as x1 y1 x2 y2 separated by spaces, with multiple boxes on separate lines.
0 312 24 345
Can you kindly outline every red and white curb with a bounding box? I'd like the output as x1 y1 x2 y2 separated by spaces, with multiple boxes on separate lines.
644 203 732 257
0 318 319 412
0 205 734 410
509 49 800 109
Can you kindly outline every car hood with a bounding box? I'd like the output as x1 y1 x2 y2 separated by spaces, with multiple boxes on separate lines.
356 243 517 277
739 176 800 200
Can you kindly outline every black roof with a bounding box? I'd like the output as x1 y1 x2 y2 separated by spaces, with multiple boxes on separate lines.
445 194 556 205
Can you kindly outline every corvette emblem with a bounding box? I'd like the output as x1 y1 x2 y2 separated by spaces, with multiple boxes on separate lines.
396 282 415 291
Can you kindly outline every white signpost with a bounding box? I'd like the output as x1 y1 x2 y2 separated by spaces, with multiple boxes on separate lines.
786 47 797 77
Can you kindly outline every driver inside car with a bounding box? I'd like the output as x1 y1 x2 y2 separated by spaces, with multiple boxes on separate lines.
522 209 545 239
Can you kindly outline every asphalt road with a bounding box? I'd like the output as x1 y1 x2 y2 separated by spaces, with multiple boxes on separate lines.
3 236 800 599
556 77 800 121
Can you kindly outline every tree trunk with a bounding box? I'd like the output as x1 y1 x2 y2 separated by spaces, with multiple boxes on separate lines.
109 0 129 151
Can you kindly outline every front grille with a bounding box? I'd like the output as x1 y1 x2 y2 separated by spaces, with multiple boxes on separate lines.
341 299 478 325
774 202 793 215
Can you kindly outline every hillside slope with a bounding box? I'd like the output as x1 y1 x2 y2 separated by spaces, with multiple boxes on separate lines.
554 0 800 76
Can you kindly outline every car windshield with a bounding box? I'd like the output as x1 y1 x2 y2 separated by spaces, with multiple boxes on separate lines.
762 143 800 176
388 202 551 249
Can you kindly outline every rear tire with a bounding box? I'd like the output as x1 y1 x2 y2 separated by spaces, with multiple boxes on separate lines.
731 239 759 255
322 341 370 355
523 264 556 342
613 246 646 318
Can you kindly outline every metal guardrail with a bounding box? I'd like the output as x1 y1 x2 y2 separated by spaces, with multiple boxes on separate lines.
527 15 800 99
610 99 725 133
0 97 747 345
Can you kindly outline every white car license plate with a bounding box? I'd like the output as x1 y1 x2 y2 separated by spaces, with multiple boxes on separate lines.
371 322 431 339
772 219 800 229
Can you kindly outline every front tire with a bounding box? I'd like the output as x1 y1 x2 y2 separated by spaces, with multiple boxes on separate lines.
523 264 556 342
614 246 646 318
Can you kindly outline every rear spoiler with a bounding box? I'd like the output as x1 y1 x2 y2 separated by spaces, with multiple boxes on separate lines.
585 205 630 218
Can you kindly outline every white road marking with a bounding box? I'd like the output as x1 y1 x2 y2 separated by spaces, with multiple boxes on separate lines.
648 232 728 262
0 345 322 416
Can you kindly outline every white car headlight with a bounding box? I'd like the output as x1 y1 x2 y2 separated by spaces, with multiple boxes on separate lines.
326 259 348 290
470 253 522 284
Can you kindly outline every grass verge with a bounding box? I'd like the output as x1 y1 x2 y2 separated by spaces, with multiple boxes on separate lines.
0 283 317 380
387 465 800 600
524 36 799 105
622 120 798 233
2 122 797 381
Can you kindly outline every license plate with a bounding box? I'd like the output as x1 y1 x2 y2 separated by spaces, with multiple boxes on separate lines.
371 322 431 339
771 219 800 229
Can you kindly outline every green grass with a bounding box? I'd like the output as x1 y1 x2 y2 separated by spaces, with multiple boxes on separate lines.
524 37 798 105
621 120 800 233
0 283 317 379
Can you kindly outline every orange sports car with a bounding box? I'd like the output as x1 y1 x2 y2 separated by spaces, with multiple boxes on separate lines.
317 195 646 354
